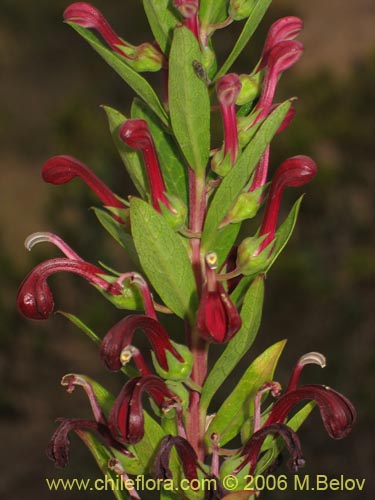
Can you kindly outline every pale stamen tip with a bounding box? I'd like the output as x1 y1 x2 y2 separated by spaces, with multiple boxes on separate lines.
24 231 52 251
299 351 326 368
205 251 218 270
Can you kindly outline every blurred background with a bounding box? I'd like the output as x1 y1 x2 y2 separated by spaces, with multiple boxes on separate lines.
0 0 373 498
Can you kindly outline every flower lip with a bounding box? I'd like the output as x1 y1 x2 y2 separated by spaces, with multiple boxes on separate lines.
173 0 199 19
260 16 303 69
216 73 242 107
154 435 200 481
100 314 185 372
17 258 121 320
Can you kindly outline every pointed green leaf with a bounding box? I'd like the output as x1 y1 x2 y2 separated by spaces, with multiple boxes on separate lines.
142 0 179 53
58 311 101 345
68 24 168 126
93 207 141 267
265 195 304 272
131 99 189 206
130 198 197 319
200 0 229 27
206 340 286 446
169 26 210 173
202 101 291 255
103 106 148 198
216 0 272 79
134 411 167 472
201 276 264 411
77 432 128 500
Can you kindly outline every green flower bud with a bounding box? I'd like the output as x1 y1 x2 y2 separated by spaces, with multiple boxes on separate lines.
229 0 257 21
211 150 232 177
160 193 188 230
152 341 193 381
236 235 272 275
237 72 262 105
225 186 265 224
119 43 164 72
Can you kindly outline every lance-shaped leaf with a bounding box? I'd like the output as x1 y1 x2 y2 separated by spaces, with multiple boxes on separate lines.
205 340 286 446
202 101 291 258
103 106 148 198
201 275 264 411
169 26 210 173
68 23 168 126
59 311 101 345
131 98 189 206
199 0 229 28
216 0 272 79
130 198 197 319
142 0 179 53
93 207 141 267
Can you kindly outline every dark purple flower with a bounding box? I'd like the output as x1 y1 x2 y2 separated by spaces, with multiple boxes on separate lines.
235 423 305 475
119 119 170 213
108 376 179 444
259 17 303 69
286 352 326 393
197 253 242 343
17 258 121 320
216 74 242 165
265 384 356 440
154 434 200 481
46 418 132 468
258 155 317 253
100 314 185 374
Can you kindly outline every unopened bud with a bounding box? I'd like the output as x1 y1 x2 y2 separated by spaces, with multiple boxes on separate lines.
236 235 271 275
151 341 193 382
237 72 262 105
229 0 257 21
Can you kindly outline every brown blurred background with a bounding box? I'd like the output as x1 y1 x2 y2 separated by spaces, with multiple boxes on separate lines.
0 0 373 499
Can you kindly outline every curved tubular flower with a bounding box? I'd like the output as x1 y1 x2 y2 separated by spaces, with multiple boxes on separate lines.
258 155 317 253
235 423 305 475
25 232 84 261
154 434 200 481
119 119 170 213
259 17 303 69
216 74 242 165
264 384 356 440
46 418 132 468
100 314 185 373
173 0 200 39
42 155 125 210
108 376 179 445
255 40 303 122
197 253 242 343
17 258 122 320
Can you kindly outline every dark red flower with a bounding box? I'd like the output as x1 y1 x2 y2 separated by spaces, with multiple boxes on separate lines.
264 384 356 440
108 376 179 444
17 258 121 320
197 253 242 343
100 314 185 374
154 434 200 481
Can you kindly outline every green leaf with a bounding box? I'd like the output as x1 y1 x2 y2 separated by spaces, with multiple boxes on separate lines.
169 26 210 173
206 340 286 446
103 106 148 198
77 432 128 500
58 311 101 345
216 0 272 79
200 0 229 27
130 198 197 319
68 24 168 126
134 411 166 472
201 276 264 411
265 195 304 272
142 0 179 53
93 207 141 267
255 402 316 475
202 101 291 254
131 99 189 206
213 223 242 269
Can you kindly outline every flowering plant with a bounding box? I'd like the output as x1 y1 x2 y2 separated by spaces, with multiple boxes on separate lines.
18 1 355 499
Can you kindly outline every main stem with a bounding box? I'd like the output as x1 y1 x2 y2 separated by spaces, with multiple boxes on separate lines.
186 168 208 460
